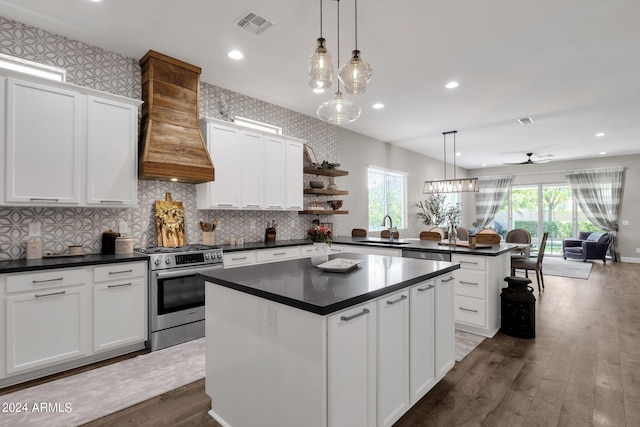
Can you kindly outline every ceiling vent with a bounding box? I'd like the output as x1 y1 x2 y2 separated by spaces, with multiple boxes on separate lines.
234 11 274 35
518 117 535 125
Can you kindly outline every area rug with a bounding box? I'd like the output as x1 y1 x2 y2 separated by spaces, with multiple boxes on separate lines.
0 338 205 427
542 256 592 279
455 330 486 362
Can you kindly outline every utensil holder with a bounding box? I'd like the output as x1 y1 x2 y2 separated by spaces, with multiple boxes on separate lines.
26 241 43 259
202 231 215 245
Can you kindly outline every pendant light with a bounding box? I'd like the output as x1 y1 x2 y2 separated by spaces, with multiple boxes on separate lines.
338 0 373 95
309 0 334 93
317 0 361 124
424 131 480 193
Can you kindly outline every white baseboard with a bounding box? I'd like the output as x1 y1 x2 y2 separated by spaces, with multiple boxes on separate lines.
619 257 640 264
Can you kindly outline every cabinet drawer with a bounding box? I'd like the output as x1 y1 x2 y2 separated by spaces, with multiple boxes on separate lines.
327 245 344 254
454 295 486 328
452 255 486 271
93 262 146 283
256 247 301 263
300 244 317 257
6 268 87 294
454 270 487 299
223 251 257 268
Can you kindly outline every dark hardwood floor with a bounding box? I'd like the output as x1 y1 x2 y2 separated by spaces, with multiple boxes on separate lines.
5 260 640 426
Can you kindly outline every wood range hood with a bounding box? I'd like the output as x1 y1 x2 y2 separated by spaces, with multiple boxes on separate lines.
138 50 214 183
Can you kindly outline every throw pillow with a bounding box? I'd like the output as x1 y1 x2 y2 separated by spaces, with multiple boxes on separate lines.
586 232 605 242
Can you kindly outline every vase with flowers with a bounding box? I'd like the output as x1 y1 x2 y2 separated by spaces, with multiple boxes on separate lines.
306 223 332 266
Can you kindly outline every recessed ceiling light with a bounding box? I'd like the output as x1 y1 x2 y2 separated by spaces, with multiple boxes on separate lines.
595 132 605 137
228 50 244 60
89 0 102 2
372 103 384 109
445 81 459 89
600 151 607 155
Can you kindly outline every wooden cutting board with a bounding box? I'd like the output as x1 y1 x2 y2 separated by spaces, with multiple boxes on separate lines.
155 192 186 247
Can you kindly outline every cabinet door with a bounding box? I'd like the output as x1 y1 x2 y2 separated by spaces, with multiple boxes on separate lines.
264 136 286 209
285 139 303 210
435 273 456 381
93 278 146 352
5 78 83 204
197 122 240 208
5 287 88 374
409 280 436 404
240 130 265 209
377 290 410 427
328 302 377 427
86 96 138 207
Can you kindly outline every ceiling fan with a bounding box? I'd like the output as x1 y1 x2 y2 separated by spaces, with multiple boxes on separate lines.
503 152 552 165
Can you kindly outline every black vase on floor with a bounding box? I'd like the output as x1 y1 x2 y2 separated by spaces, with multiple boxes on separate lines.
501 276 536 338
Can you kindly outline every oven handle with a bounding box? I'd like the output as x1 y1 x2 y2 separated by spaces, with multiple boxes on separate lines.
154 264 223 280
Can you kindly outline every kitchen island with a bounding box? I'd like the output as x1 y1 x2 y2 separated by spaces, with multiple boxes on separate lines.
200 253 459 427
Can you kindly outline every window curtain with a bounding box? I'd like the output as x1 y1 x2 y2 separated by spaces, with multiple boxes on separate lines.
565 167 625 261
473 175 513 229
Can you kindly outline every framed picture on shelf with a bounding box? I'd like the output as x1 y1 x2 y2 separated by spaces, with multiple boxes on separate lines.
304 144 318 165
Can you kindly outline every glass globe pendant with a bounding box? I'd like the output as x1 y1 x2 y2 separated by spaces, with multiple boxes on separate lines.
317 90 361 124
309 37 334 92
339 49 373 95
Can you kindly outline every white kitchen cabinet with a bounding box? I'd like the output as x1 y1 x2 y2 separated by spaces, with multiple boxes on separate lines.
4 77 83 205
196 121 241 209
86 95 138 207
409 280 436 404
435 272 456 381
240 129 265 209
377 290 410 427
264 135 286 209
223 250 257 268
338 245 403 257
451 253 509 337
285 138 304 210
328 301 377 427
92 262 147 353
5 268 89 375
255 246 301 264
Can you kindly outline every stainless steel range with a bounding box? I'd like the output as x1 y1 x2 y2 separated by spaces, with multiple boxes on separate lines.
135 244 223 351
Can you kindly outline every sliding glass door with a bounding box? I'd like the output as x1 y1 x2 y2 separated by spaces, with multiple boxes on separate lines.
542 186 573 256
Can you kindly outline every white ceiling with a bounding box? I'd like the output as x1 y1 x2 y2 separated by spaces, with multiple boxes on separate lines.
1 0 638 168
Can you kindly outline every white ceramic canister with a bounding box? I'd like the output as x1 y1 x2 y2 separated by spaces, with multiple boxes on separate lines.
114 236 134 255
25 240 43 259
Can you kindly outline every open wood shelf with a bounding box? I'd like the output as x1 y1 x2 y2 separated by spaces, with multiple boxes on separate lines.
298 210 349 215
304 189 349 195
303 167 349 177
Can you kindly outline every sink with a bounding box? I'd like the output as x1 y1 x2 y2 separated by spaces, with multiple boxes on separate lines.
356 239 409 245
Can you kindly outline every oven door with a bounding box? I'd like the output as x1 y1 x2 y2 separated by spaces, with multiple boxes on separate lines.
150 264 222 332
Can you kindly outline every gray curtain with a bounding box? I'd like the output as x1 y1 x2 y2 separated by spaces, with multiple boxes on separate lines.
565 167 625 261
473 175 513 229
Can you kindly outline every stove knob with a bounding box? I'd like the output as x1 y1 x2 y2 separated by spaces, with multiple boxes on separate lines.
217 253 223 259
154 259 161 266
204 253 211 260
165 258 171 265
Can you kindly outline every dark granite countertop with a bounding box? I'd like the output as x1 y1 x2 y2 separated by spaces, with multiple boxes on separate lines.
331 236 519 256
199 252 459 315
218 239 311 253
0 253 149 274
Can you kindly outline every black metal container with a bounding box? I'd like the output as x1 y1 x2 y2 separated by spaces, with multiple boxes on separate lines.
501 276 536 338
101 230 120 254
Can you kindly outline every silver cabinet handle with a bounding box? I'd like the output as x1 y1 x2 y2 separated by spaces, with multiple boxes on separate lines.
232 256 248 261
340 308 370 322
30 198 59 202
386 295 408 305
269 205 282 208
417 284 435 292
442 276 455 282
218 204 234 207
459 261 479 265
108 282 132 288
35 291 66 298
246 204 261 207
459 281 479 286
99 200 124 204
329 249 342 252
32 277 63 284
459 307 479 313
109 269 133 275
273 252 286 256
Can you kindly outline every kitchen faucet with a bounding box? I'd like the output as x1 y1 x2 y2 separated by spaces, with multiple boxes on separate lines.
381 215 397 242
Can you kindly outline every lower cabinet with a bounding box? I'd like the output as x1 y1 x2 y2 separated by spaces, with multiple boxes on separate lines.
435 273 456 380
328 302 377 427
409 280 435 404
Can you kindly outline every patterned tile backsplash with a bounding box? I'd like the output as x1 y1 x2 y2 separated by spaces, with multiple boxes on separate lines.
0 16 341 260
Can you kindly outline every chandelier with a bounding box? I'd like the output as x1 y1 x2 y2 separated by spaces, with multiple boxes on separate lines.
338 0 373 94
308 0 334 93
424 131 480 193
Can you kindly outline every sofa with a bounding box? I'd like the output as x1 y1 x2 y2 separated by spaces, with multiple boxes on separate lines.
562 231 612 263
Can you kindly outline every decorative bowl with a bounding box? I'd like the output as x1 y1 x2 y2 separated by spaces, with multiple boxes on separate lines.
327 200 343 210
309 180 324 189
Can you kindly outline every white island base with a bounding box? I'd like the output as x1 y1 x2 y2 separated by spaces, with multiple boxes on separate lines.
204 266 456 427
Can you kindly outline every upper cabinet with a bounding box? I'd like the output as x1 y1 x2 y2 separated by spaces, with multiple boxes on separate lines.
0 72 142 208
196 117 303 211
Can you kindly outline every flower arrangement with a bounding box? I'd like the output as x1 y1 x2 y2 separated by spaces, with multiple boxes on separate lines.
306 224 332 245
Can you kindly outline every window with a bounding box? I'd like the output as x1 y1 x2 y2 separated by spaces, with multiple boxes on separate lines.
234 116 282 134
368 166 407 231
0 53 66 81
